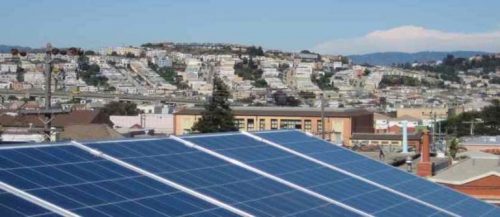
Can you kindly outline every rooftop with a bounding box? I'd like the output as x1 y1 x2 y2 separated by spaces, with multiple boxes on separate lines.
430 152 500 185
175 106 373 117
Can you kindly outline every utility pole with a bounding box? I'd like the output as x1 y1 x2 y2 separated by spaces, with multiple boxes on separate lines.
16 44 76 142
43 43 53 139
320 93 325 140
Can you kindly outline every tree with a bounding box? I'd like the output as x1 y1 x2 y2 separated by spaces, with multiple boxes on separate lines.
272 90 301 106
125 52 136 58
448 138 459 159
253 79 268 88
363 68 371 76
84 50 96 55
192 77 238 133
103 101 139 116
442 100 500 136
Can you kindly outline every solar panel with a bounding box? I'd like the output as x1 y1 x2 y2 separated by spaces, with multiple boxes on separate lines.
1 130 497 217
87 138 361 217
0 144 237 217
185 133 456 216
254 130 500 217
0 189 56 217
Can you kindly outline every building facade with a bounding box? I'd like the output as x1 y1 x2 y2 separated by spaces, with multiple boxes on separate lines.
174 106 374 145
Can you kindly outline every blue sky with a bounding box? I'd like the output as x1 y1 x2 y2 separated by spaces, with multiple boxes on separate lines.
1 0 499 54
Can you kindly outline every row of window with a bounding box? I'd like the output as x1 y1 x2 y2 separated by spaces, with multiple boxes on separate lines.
234 119 323 132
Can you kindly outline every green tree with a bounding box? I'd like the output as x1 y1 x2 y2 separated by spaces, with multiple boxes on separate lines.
125 52 136 58
103 101 139 116
253 79 268 88
149 61 177 84
312 72 335 90
84 50 96 55
363 68 371 76
442 100 500 136
192 77 238 133
448 138 460 159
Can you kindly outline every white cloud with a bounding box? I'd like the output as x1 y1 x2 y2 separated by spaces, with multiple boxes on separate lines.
312 26 500 55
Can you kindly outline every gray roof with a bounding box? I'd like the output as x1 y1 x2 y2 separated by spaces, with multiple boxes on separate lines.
430 152 500 185
176 106 373 117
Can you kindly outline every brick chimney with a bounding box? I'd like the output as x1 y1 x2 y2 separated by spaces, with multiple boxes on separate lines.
417 131 433 177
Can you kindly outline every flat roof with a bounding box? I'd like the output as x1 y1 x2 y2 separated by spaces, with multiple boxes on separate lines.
175 106 373 117
351 132 422 141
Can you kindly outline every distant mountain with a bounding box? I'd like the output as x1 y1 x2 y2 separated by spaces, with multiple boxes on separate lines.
348 51 489 66
0 45 34 53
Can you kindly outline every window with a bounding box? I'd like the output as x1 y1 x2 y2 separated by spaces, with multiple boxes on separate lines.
247 119 254 131
317 120 323 132
271 119 278 130
234 119 245 130
280 119 301 129
259 119 266 131
304 120 312 132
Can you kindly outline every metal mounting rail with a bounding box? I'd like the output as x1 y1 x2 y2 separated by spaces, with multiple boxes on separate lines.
241 131 460 217
70 141 253 217
170 135 373 217
0 181 80 217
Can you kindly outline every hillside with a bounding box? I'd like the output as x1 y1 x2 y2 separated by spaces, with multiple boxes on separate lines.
0 45 34 53
348 51 489 66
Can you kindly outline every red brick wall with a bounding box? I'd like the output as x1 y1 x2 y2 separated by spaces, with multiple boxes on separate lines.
444 175 500 200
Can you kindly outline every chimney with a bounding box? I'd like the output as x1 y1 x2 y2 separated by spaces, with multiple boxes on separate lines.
417 130 433 177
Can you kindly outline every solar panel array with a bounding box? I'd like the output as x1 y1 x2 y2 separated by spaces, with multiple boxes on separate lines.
0 130 498 217
0 189 55 217
254 131 500 217
87 139 357 217
0 144 237 217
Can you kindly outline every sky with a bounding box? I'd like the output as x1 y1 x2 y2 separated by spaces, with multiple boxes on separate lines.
1 0 500 55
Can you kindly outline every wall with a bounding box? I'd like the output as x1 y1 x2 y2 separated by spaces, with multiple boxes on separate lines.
174 114 361 145
443 175 500 204
396 107 448 120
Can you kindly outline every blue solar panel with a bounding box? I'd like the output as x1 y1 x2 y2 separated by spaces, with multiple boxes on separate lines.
254 130 500 217
0 144 237 217
87 138 361 217
0 190 56 217
186 134 454 217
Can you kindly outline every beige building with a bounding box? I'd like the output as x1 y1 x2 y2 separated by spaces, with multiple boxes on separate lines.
174 106 374 145
396 107 449 126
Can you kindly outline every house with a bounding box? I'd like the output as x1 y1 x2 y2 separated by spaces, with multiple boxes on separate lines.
110 113 174 135
0 110 112 129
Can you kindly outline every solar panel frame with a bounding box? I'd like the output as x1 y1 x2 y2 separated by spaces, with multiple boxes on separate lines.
0 143 238 217
86 138 363 217
253 130 500 217
185 133 454 217
0 189 58 217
